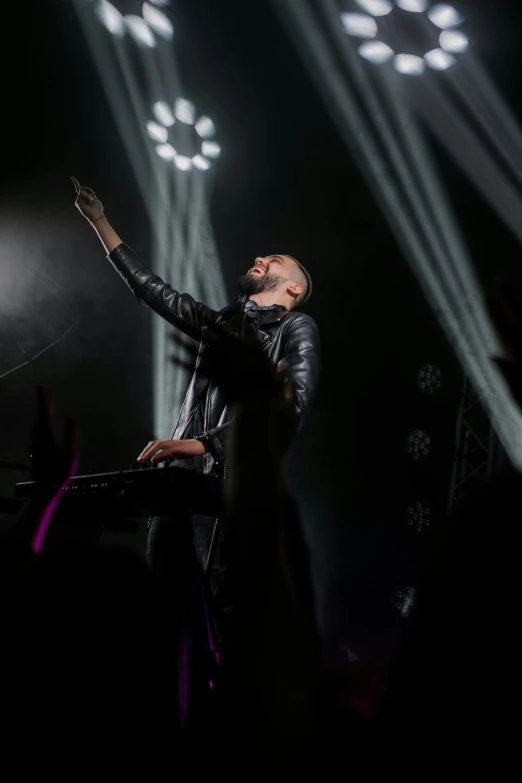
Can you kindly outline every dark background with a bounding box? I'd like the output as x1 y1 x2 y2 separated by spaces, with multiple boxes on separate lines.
1 0 522 655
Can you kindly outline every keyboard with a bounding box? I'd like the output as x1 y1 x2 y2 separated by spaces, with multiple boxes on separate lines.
14 465 222 521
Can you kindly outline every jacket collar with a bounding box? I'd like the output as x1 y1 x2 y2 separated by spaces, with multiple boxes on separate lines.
243 298 287 315
220 295 289 325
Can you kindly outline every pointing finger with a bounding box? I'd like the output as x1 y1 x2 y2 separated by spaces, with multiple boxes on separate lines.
71 176 81 194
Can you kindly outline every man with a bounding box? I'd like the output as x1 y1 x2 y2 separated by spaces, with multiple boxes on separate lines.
71 176 321 721
71 177 321 477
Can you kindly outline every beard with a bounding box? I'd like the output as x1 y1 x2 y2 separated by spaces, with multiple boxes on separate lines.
237 271 286 297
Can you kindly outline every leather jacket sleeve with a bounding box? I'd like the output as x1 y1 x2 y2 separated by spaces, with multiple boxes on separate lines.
276 313 321 426
108 242 218 340
196 423 231 466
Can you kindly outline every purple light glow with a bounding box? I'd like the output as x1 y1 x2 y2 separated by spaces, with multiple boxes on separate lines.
31 457 79 554
201 590 221 667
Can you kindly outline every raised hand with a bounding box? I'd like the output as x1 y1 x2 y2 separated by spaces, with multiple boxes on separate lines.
71 176 104 223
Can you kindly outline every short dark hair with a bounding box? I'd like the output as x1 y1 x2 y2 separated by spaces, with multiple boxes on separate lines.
285 255 312 307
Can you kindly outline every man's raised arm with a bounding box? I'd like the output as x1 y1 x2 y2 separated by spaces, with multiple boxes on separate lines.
71 176 216 340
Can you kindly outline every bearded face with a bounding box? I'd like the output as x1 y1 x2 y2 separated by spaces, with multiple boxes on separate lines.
237 269 286 297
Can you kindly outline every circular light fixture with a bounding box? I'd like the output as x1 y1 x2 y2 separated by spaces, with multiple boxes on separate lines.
406 429 431 460
341 0 468 73
417 363 442 394
95 0 174 45
147 98 220 171
406 501 432 531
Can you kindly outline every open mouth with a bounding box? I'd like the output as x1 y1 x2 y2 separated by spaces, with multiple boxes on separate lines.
250 266 266 276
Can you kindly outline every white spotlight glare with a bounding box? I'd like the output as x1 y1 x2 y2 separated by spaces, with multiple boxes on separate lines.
355 0 393 16
396 0 428 11
424 48 455 70
174 155 193 171
96 0 124 36
340 13 378 38
359 40 394 64
150 0 170 5
195 116 216 139
142 2 174 40
125 14 156 47
428 3 463 29
174 98 196 125
394 53 425 75
147 120 168 143
202 141 221 159
440 29 469 53
192 155 211 171
156 143 175 160
152 100 175 127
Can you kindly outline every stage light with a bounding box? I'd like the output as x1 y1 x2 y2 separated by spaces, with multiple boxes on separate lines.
417 364 442 394
125 14 156 47
152 100 175 127
147 120 168 142
424 48 455 70
396 0 428 12
202 141 221 159
359 40 394 63
96 0 124 36
74 0 228 445
156 143 175 160
195 116 216 139
341 13 378 38
406 502 431 532
174 98 196 125
427 3 462 29
340 0 468 73
406 429 431 460
142 1 174 40
273 0 522 470
440 29 469 53
192 154 211 170
394 587 416 618
148 102 221 169
174 155 192 170
93 0 173 44
395 53 425 75
355 0 392 15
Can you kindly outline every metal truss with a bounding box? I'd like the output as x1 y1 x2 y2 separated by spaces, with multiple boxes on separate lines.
447 373 497 514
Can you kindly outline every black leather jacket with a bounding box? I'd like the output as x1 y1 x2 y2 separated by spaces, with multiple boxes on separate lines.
108 243 321 474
